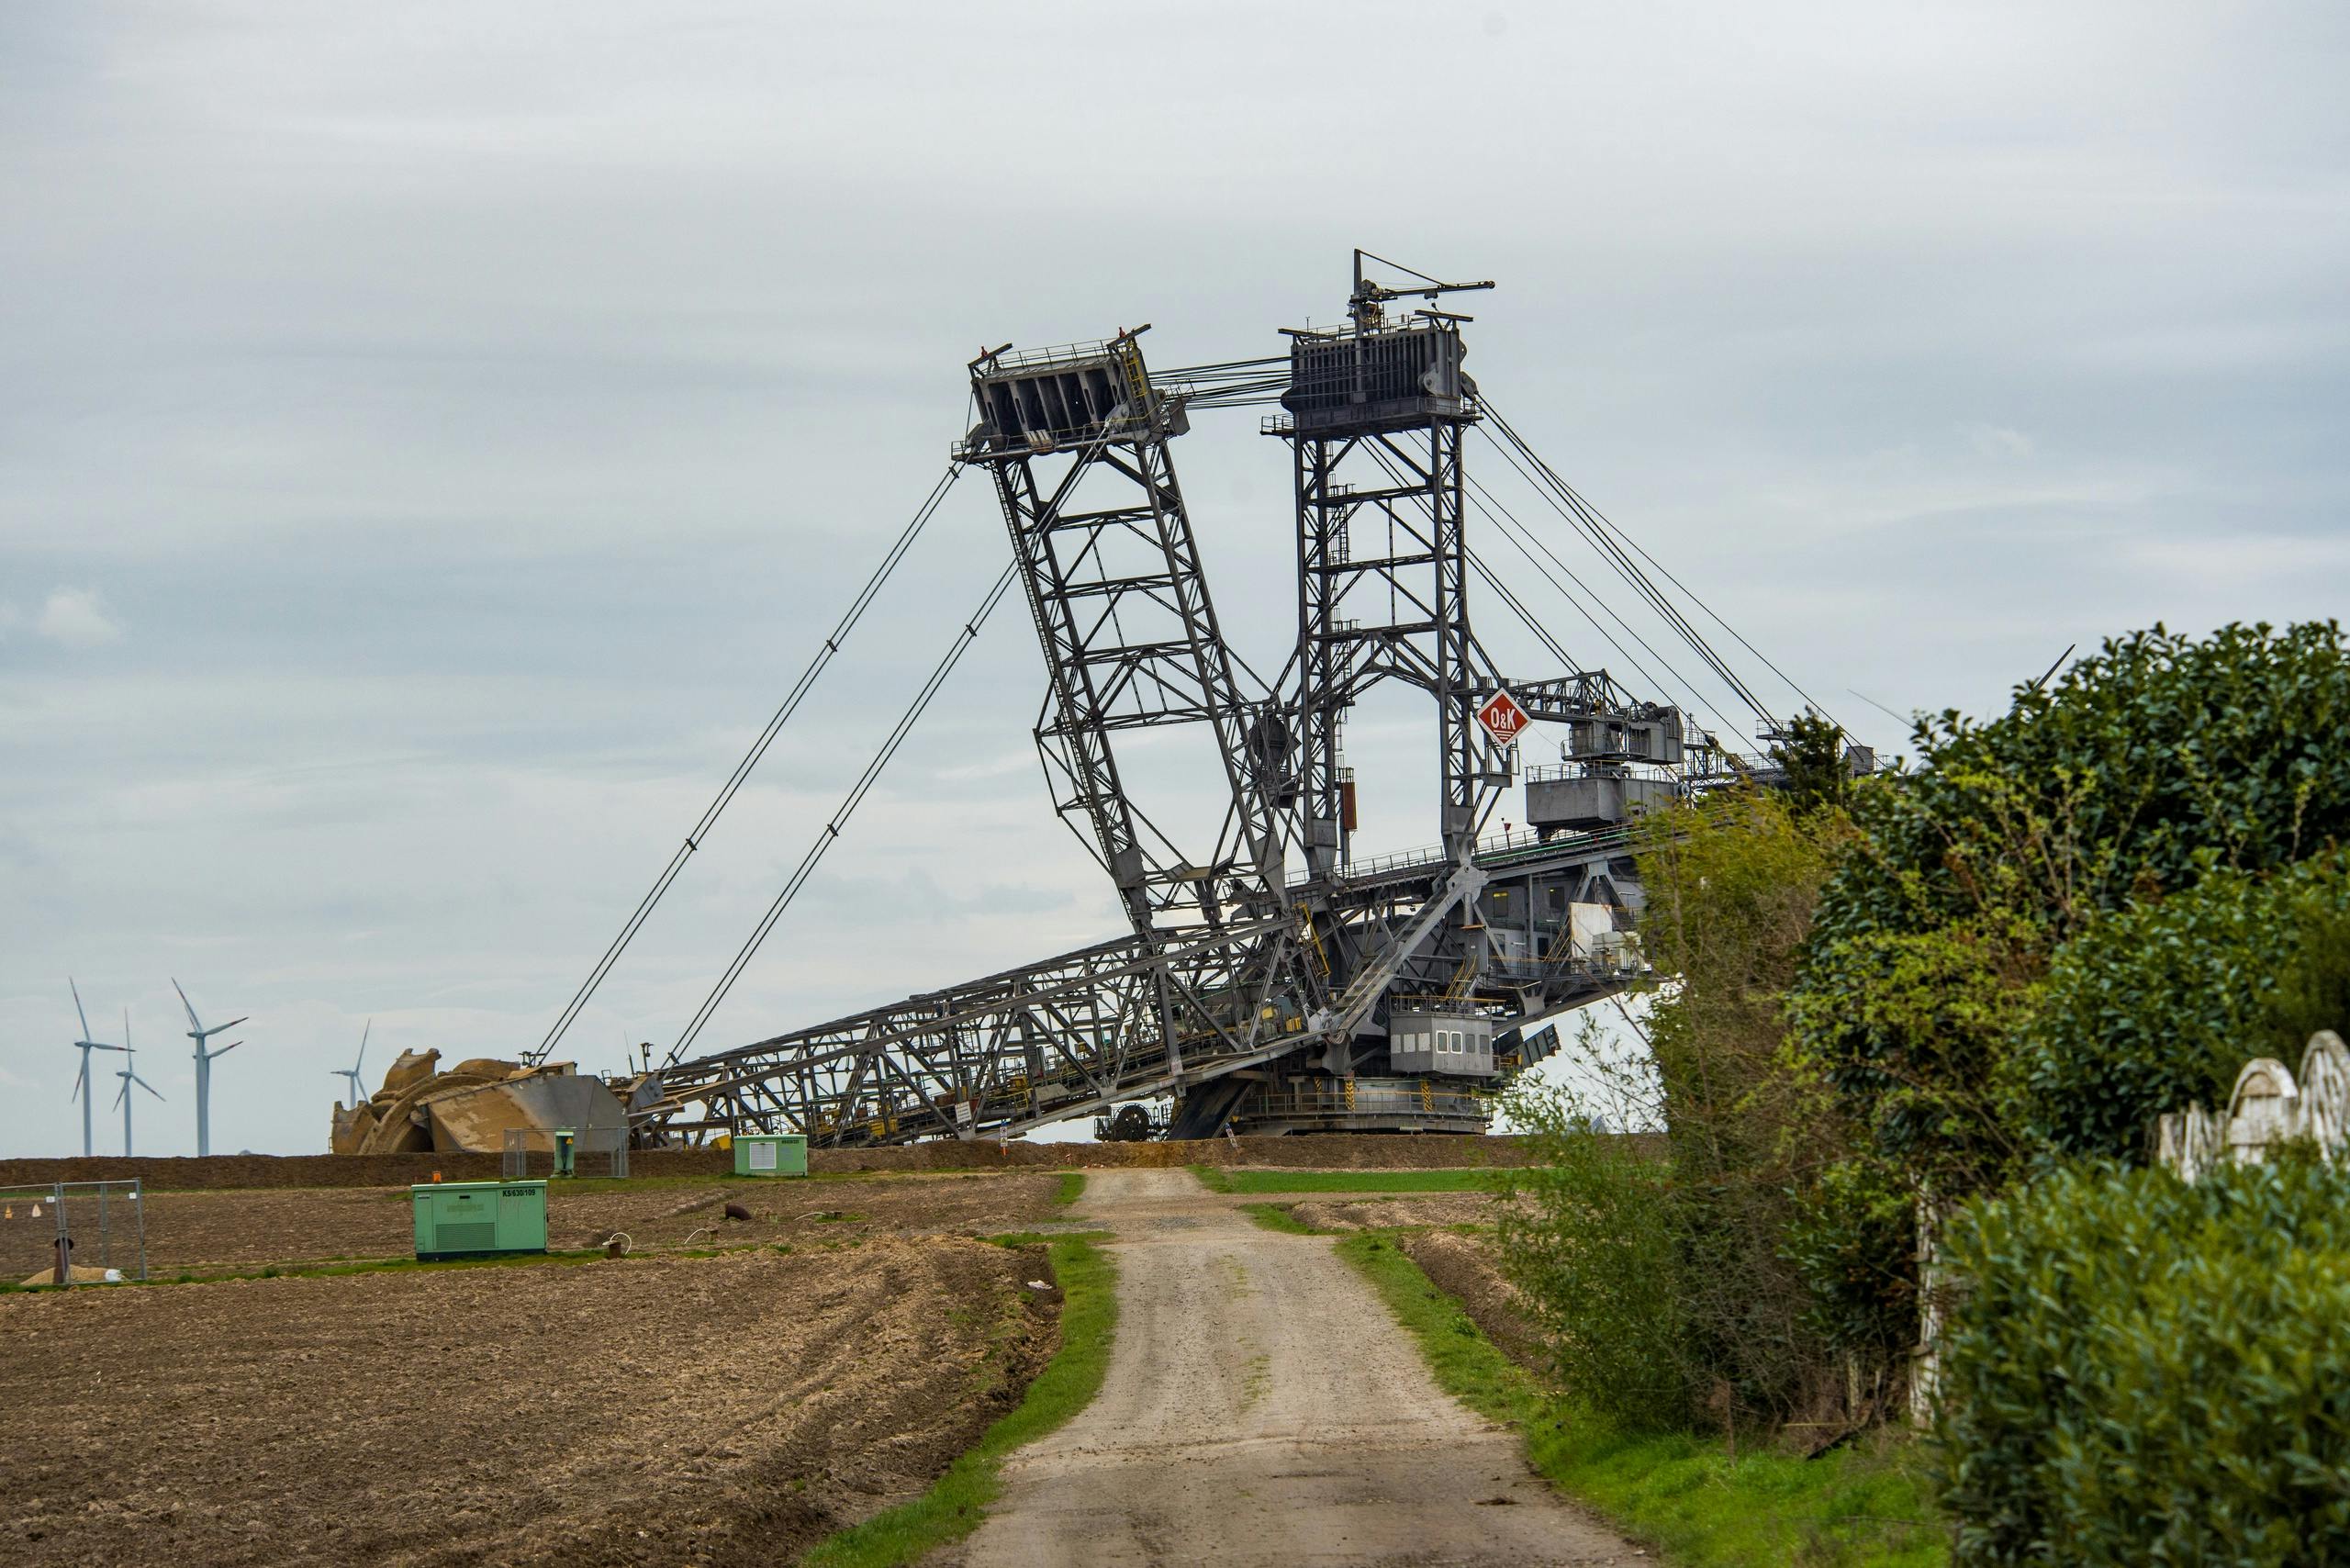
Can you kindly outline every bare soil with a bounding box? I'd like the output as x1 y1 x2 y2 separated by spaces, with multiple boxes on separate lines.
1399 1228 1552 1374
0 1238 1057 1567
945 1170 1640 1568
0 1132 1618 1194
1285 1192 1511 1232
0 1171 1065 1280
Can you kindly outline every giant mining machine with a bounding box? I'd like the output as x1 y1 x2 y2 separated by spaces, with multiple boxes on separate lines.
573 254 1840 1146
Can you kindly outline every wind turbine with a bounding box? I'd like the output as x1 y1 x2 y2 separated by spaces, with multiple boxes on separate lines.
331 1020 372 1108
68 980 129 1159
113 1009 164 1157
173 979 248 1159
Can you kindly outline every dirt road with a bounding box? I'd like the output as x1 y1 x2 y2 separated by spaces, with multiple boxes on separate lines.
947 1170 1642 1568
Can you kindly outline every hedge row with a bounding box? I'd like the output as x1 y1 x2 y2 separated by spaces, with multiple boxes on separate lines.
1936 1158 2350 1565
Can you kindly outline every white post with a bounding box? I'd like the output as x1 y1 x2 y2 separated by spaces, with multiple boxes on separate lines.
1910 1189 1947 1427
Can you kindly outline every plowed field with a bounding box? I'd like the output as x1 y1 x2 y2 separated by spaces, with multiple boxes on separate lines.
0 1238 1058 1567
0 1170 1064 1280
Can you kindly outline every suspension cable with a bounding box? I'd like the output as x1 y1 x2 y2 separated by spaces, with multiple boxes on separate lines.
1352 439 1732 744
1480 404 1841 732
666 562 1023 1065
1487 401 1837 724
1476 422 1776 726
1462 476 1730 737
1153 354 1290 409
532 462 966 1065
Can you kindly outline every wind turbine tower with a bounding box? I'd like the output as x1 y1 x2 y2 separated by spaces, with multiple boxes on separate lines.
114 1009 164 1157
173 979 248 1159
331 1020 372 1108
68 980 128 1159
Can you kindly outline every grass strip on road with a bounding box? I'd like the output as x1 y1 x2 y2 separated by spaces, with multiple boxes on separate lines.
1239 1203 1320 1234
1053 1171 1086 1206
802 1236 1119 1568
981 1229 1113 1248
1338 1232 1944 1568
1190 1165 1495 1194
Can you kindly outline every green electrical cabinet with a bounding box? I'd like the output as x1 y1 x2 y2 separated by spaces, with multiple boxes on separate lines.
732 1134 809 1177
411 1180 549 1260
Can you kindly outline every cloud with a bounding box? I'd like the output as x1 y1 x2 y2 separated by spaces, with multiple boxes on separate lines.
1965 424 2036 459
32 588 122 649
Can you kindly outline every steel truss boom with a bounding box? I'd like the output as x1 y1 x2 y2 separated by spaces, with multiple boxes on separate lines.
634 823 1652 1145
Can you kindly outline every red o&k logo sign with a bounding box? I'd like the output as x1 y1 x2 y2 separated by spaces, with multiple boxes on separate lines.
1477 689 1531 747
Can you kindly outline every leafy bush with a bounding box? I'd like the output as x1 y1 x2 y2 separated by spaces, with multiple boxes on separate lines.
1501 786 1875 1431
1779 1155 1918 1373
2004 851 2350 1160
1935 1158 2350 1565
1637 788 1871 1422
1794 621 2350 1196
1494 1090 1693 1429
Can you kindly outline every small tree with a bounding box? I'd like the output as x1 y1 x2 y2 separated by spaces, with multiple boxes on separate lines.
1769 708 1852 814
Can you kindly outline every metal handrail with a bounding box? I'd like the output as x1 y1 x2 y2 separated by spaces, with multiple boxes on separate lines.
978 339 1127 373
1522 761 1683 783
1287 823 1641 888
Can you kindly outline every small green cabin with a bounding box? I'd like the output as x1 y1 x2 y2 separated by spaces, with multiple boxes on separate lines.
411 1180 548 1260
731 1134 809 1177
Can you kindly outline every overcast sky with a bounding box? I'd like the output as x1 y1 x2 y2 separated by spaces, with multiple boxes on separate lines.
5 2 2345 1157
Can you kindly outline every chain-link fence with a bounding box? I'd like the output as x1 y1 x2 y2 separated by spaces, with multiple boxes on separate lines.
499 1127 630 1180
0 1180 148 1286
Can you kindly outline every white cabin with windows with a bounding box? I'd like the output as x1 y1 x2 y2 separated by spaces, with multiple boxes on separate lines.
1386 1011 1497 1078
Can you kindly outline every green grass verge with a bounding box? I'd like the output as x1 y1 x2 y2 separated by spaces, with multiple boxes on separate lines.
981 1229 1114 1249
1337 1232 1944 1568
802 1236 1118 1567
1053 1171 1086 1207
1239 1203 1321 1235
1191 1164 1494 1195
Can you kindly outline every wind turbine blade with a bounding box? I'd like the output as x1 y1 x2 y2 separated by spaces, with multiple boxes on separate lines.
72 1057 87 1101
135 1074 163 1101
71 978 93 1043
213 1040 242 1058
113 1079 129 1110
173 977 203 1032
357 1019 371 1076
218 1015 251 1033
